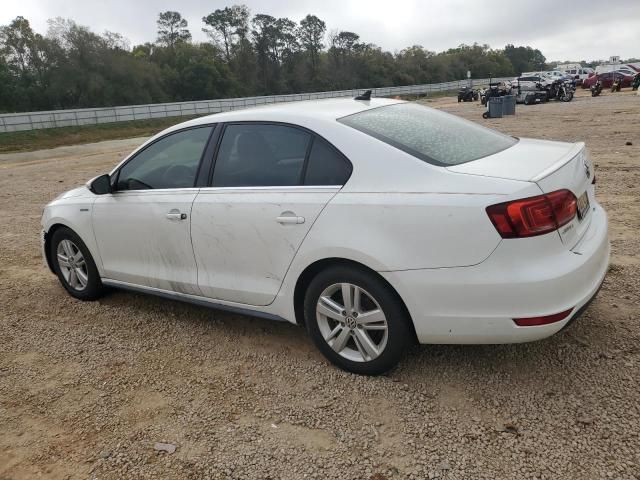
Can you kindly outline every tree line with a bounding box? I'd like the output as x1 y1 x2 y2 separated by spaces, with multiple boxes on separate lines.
0 7 550 113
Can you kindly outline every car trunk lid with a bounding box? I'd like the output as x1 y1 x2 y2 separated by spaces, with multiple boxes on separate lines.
448 139 594 248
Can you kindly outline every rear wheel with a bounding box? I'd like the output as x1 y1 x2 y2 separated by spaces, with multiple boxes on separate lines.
51 227 104 300
304 266 411 375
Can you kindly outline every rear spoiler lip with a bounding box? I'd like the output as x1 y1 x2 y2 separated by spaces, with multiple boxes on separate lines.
531 142 585 182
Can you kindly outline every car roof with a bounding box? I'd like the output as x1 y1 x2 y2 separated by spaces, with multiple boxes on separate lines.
121 97 407 165
172 97 404 131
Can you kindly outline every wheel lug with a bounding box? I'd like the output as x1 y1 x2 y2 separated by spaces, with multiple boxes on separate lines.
353 312 358 317
342 311 347 316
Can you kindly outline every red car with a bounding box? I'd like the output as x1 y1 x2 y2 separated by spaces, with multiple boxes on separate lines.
582 71 635 89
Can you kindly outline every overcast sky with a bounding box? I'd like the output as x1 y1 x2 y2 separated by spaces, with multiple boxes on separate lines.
2 0 639 62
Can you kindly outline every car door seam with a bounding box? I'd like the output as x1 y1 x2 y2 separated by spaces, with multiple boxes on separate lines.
266 188 342 306
88 196 106 272
188 189 205 297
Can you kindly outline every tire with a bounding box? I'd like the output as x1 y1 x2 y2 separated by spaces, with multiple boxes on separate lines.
561 91 573 102
482 111 490 119
50 227 104 300
304 266 411 375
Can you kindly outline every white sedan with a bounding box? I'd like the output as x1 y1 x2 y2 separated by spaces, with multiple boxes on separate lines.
41 97 609 375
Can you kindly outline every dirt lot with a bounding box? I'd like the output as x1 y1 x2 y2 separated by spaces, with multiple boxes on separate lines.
1 89 639 480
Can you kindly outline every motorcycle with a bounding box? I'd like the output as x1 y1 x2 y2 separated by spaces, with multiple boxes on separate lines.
591 80 603 97
457 86 479 102
632 73 640 91
543 79 574 102
558 80 574 102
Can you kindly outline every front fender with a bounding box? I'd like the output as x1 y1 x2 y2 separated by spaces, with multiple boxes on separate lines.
42 197 103 275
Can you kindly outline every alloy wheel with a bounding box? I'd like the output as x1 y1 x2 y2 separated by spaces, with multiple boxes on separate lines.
315 283 388 362
57 239 89 291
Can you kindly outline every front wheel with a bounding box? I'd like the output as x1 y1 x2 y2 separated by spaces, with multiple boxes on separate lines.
561 91 573 102
304 266 411 375
51 227 104 300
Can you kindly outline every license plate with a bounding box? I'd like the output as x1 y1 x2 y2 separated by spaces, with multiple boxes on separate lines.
576 191 590 220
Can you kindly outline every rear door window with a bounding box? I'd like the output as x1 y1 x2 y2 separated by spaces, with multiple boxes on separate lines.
212 124 311 187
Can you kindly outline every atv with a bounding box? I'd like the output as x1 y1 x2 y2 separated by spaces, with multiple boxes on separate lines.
457 86 479 102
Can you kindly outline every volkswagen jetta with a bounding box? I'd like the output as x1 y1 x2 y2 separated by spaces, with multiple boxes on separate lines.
41 97 609 375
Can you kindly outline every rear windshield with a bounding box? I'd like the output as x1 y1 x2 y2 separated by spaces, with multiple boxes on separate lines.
338 103 517 166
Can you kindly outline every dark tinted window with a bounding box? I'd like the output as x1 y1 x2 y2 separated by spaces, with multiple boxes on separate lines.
117 127 212 190
339 103 517 166
213 124 311 187
304 137 351 185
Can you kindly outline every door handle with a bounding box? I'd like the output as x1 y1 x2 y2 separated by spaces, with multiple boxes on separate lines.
166 211 187 220
276 214 305 224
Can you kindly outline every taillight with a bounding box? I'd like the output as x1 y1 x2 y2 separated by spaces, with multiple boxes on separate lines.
486 189 577 238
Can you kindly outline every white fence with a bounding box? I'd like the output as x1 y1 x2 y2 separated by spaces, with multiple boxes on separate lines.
0 78 512 133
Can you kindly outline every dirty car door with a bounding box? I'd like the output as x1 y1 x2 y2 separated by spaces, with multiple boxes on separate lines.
190 123 349 306
93 126 214 294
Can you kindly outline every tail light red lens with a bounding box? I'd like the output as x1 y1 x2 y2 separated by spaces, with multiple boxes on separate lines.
486 189 577 238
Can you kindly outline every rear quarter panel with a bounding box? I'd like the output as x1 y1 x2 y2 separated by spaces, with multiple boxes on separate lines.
296 191 503 271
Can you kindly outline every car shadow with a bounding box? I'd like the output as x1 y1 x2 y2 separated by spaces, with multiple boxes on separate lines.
100 287 615 387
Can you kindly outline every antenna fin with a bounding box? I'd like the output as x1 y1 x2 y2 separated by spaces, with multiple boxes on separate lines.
355 90 372 101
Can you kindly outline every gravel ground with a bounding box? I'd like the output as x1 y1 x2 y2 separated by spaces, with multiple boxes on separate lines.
0 89 639 480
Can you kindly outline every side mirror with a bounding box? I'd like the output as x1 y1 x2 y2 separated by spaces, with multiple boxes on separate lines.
89 174 112 195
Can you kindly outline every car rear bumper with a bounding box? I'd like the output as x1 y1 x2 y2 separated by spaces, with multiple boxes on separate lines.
381 203 609 344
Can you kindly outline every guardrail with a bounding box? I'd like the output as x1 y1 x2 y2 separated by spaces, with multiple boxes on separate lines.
0 77 512 133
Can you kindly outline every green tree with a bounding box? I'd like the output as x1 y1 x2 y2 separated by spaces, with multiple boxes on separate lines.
0 10 554 113
0 16 51 110
504 44 546 75
251 14 300 93
298 14 325 79
156 11 191 48
202 5 250 62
